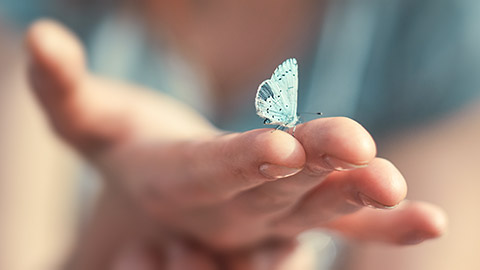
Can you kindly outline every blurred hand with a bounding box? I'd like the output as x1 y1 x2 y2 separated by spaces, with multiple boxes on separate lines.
26 20 447 269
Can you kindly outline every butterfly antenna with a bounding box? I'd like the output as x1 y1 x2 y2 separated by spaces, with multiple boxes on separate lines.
298 112 322 123
299 112 323 116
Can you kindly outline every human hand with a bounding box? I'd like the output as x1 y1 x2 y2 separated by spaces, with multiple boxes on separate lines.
26 19 447 268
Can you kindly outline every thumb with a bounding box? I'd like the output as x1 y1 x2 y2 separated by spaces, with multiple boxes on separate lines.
26 19 86 101
26 19 128 154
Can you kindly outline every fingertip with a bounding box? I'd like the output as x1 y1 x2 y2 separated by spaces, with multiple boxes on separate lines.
370 159 408 207
343 158 408 209
234 129 306 180
405 202 448 239
296 117 376 168
382 201 448 245
330 117 377 164
27 19 85 66
255 129 306 170
430 206 448 238
26 19 86 93
259 129 306 168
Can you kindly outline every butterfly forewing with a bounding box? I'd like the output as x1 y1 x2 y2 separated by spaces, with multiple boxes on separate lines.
255 58 299 127
271 58 298 117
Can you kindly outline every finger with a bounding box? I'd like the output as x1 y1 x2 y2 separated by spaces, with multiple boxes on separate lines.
26 19 128 153
231 117 376 216
26 19 86 98
296 117 377 174
122 129 306 209
272 158 407 235
325 201 448 245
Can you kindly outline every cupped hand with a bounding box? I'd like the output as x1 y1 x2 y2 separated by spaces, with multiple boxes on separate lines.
26 19 447 268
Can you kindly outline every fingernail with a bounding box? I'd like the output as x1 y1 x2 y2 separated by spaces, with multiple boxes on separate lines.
260 164 302 179
400 232 426 245
323 156 368 171
357 192 398 210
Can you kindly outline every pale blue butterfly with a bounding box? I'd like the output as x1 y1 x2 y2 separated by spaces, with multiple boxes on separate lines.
255 58 300 129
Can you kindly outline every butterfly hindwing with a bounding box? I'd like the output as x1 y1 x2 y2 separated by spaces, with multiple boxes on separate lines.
255 80 292 125
255 58 299 127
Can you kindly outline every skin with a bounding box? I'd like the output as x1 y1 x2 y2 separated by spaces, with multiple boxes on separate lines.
24 20 447 269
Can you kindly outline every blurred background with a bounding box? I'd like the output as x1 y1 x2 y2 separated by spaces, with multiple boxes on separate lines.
1 0 480 269
1 1 107 269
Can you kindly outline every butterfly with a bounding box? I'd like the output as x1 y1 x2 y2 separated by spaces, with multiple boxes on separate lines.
255 58 300 129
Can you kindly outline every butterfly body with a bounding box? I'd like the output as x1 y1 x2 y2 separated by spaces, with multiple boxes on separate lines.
255 58 299 128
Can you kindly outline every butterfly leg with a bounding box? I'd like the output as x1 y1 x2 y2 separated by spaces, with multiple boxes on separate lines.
291 125 297 137
283 125 297 137
270 125 281 133
269 125 290 133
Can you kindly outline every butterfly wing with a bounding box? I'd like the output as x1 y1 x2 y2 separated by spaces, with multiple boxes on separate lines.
270 58 298 118
255 58 299 127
